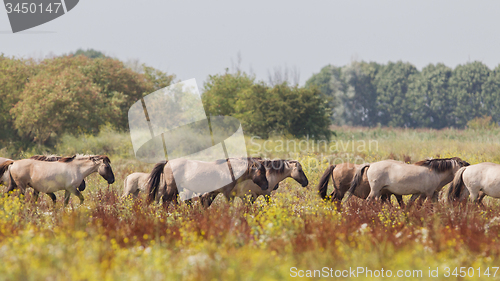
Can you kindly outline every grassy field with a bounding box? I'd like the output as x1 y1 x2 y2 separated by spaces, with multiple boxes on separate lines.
2 126 500 280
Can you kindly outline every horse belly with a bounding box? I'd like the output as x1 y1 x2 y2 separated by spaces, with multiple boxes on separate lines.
30 169 74 193
176 169 232 193
235 180 264 197
385 174 436 195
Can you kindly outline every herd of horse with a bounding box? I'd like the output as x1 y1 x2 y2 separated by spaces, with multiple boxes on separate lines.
0 154 499 208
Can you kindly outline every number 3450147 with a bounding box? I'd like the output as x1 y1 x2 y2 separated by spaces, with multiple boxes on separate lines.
444 267 499 278
5 3 63 14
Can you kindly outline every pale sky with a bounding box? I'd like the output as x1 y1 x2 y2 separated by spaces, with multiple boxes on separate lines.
1 0 500 89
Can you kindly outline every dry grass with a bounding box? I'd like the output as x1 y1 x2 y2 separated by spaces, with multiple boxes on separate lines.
2 127 500 280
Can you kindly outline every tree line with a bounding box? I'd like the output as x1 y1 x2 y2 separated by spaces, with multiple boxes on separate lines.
0 51 332 149
2 51 499 149
0 50 174 146
306 61 500 128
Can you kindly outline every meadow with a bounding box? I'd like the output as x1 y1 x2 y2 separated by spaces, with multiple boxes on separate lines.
2 126 500 280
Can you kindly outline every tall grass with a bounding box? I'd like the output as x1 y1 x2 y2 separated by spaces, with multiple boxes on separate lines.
1 126 500 280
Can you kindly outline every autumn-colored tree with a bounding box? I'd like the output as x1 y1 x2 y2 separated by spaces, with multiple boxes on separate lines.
2 54 174 144
0 55 38 141
11 68 104 143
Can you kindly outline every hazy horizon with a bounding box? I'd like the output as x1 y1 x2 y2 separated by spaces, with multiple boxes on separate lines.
1 0 500 87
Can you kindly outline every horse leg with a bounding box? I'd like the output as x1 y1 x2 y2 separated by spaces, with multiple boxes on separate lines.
477 192 487 207
132 189 140 198
394 194 405 208
366 185 383 201
380 194 390 204
63 188 84 205
202 192 218 208
5 185 15 194
74 189 85 204
330 190 344 210
406 194 421 207
47 193 57 205
469 189 480 203
64 190 71 206
33 190 40 203
16 183 27 200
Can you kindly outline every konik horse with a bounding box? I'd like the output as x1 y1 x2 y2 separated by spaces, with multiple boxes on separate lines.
147 157 268 207
0 154 114 205
447 162 499 204
229 159 308 203
317 163 404 207
348 157 469 202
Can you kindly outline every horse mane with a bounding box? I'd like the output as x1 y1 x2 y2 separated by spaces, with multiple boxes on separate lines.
261 159 295 175
414 157 470 172
30 155 62 161
59 155 77 162
56 154 111 164
221 157 263 168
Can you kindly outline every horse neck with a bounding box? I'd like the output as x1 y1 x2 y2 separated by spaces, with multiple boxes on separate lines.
267 168 292 187
75 160 100 178
434 168 456 188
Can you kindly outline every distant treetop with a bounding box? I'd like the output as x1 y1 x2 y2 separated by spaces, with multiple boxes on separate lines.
71 48 107 59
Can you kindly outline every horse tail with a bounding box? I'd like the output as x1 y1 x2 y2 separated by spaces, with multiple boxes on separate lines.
317 165 336 200
147 161 167 204
447 166 467 202
347 163 370 199
0 160 13 181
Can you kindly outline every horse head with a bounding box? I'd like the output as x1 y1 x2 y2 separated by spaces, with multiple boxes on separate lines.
248 159 268 190
93 155 115 184
290 161 309 187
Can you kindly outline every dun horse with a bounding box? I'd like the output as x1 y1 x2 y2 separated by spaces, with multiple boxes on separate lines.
348 157 469 202
0 155 115 205
447 162 500 204
147 157 268 207
0 157 12 187
317 163 404 207
28 155 87 202
229 159 308 203
122 172 158 198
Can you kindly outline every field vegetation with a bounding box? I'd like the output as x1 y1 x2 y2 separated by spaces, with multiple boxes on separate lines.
1 127 500 280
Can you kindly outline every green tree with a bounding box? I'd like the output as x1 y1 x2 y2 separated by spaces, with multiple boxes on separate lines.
305 65 342 123
234 82 331 139
71 48 106 59
450 61 491 127
375 61 419 127
0 55 38 141
480 65 500 124
202 70 255 116
407 63 453 128
340 61 381 126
